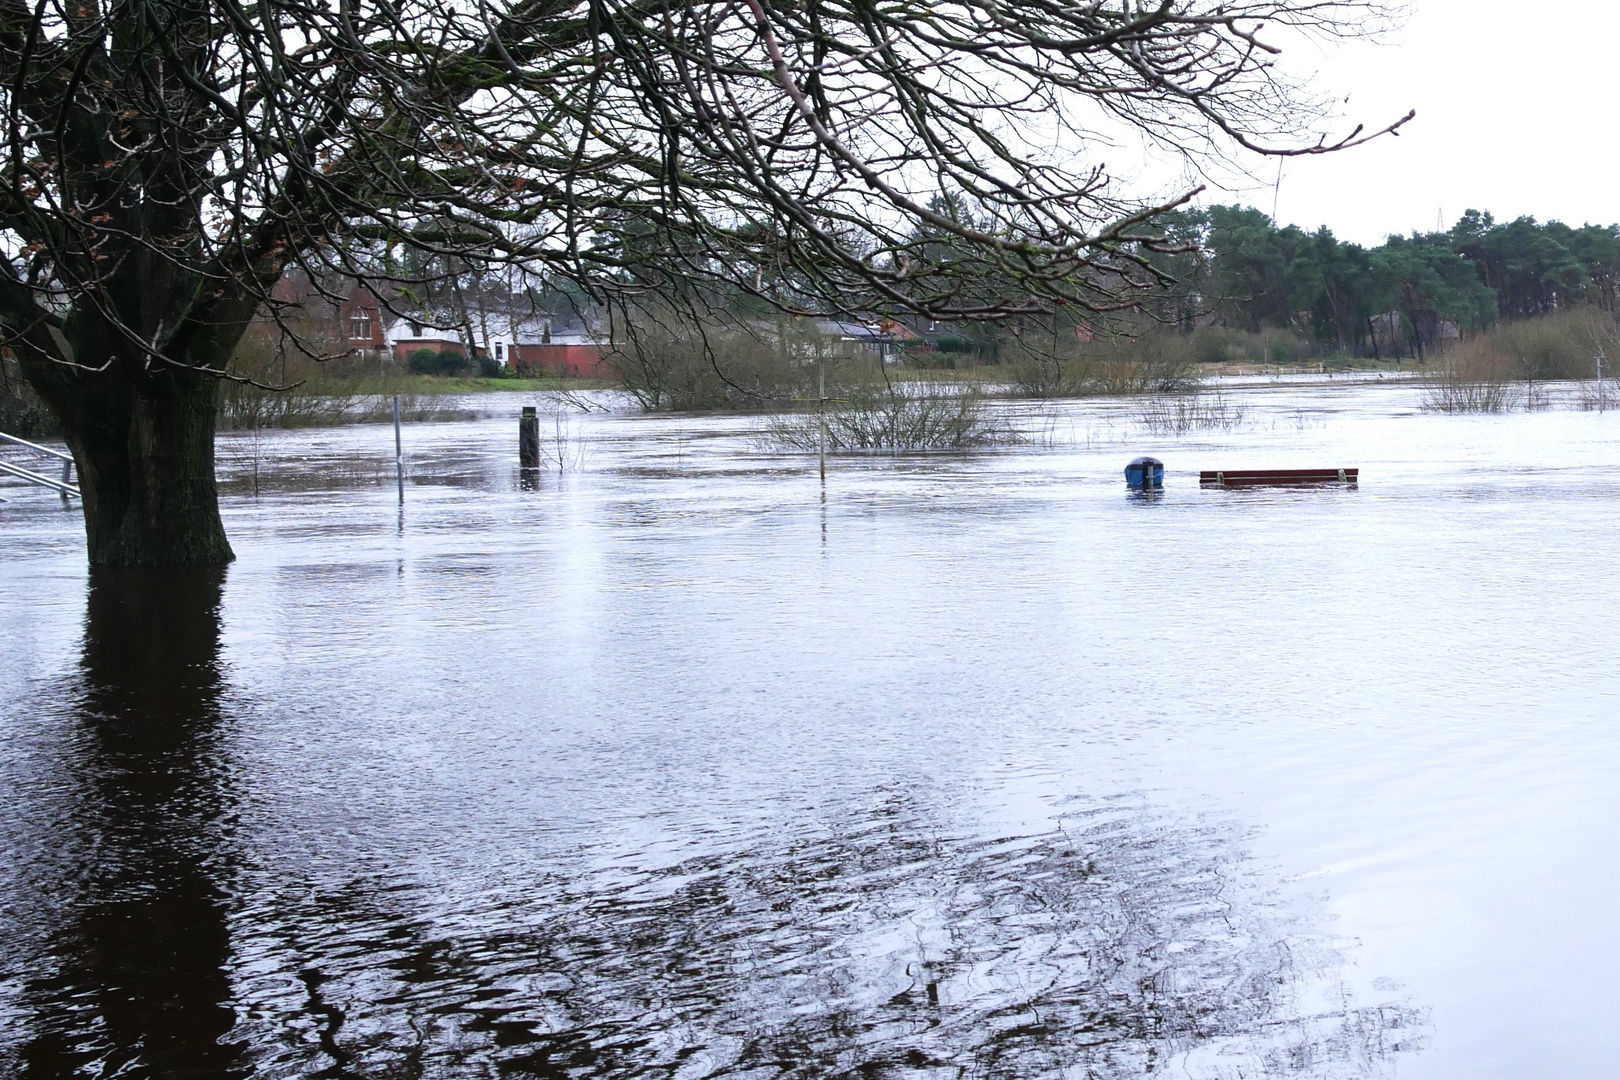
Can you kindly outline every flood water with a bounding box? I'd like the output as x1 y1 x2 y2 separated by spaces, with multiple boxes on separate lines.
3 379 1619 1078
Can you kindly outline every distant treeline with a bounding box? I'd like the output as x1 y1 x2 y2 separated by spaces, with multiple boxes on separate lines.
1145 207 1620 359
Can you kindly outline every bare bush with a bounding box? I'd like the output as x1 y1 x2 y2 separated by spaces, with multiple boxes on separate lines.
765 385 1013 451
608 314 815 412
1422 308 1620 411
1473 308 1619 383
1007 331 1201 399
1187 327 1317 367
218 327 465 430
217 386 456 430
1136 391 1248 435
218 382 356 429
536 407 587 472
1007 351 1090 399
1576 381 1620 411
1421 352 1521 413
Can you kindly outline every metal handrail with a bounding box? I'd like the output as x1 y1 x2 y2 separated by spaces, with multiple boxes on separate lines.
0 429 76 499
0 457 79 497
0 430 72 461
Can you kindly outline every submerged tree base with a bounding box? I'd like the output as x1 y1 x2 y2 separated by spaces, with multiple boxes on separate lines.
25 359 235 567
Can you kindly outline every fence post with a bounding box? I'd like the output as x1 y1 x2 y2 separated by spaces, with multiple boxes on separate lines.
520 406 540 471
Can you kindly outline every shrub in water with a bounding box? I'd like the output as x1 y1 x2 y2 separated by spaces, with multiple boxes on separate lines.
1006 331 1199 399
1421 353 1520 413
764 384 1013 451
1468 307 1617 383
608 311 812 411
1419 307 1620 412
1136 391 1247 434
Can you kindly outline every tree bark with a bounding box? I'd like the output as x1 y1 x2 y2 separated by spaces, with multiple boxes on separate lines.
24 359 233 567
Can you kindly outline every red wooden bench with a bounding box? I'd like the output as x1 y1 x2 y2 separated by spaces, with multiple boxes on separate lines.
1199 468 1358 487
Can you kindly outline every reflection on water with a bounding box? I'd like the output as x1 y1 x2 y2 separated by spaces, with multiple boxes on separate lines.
8 570 244 1077
0 570 1421 1078
229 798 1420 1077
26 381 1605 1075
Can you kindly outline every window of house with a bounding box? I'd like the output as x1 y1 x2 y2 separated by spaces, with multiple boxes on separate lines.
408 320 421 337
349 308 372 340
495 342 504 360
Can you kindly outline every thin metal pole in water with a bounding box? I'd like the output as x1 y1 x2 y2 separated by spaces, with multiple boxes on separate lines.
1598 349 1606 413
393 395 404 503
818 356 827 483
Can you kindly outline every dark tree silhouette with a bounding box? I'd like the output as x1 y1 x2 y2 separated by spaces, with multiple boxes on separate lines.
0 0 1406 564
9 568 246 1078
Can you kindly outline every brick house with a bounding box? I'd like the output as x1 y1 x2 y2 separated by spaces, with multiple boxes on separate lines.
484 312 611 378
339 291 388 352
266 268 610 375
267 271 394 356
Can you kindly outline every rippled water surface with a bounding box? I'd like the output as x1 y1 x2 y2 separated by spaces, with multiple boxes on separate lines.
4 379 1619 1078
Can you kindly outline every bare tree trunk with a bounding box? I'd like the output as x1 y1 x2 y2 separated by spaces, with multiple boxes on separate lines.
24 359 233 567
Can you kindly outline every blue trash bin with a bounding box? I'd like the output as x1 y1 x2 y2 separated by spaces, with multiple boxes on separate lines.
1125 456 1164 489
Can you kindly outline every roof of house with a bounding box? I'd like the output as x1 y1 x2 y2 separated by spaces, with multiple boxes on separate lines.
821 318 915 341
382 307 603 347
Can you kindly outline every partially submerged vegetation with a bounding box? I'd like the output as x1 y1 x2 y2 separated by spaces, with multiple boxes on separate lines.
1421 361 1520 414
7 295 1595 446
763 385 1013 452
94 204 1616 441
594 308 1002 450
610 308 1012 450
1136 391 1249 435
606 314 813 412
1423 307 1617 412
1004 331 1203 399
217 382 465 430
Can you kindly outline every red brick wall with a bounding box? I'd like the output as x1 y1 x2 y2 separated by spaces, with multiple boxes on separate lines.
391 338 469 362
512 344 610 379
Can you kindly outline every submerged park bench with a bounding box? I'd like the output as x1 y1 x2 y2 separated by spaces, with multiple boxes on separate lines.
1200 468 1358 488
1124 459 1360 490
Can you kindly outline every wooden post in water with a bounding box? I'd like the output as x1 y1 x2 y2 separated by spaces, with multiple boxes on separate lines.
392 395 404 503
520 405 541 470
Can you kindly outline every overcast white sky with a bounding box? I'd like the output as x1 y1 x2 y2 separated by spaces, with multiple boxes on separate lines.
1197 0 1619 245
